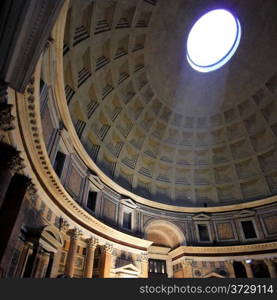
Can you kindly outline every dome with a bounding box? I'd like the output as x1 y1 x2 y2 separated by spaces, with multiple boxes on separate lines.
63 0 277 207
1 0 277 282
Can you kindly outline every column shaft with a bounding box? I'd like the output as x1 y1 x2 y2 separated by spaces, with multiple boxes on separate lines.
226 261 236 278
0 174 30 271
0 167 13 209
64 238 78 277
100 244 113 278
0 144 23 209
243 262 254 278
265 259 277 278
83 242 97 278
64 229 82 278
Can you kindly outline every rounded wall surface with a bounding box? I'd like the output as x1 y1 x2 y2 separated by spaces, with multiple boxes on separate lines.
63 0 277 207
145 220 185 248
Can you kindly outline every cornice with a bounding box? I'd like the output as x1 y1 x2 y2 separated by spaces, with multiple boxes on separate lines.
170 242 277 260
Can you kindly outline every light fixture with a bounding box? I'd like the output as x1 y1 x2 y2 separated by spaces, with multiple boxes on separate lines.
187 9 241 72
245 259 252 264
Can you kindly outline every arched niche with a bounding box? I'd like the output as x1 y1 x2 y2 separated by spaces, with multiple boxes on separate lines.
233 261 247 278
144 220 185 249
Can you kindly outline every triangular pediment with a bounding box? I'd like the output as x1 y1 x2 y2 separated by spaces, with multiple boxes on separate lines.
203 271 225 278
192 213 211 221
114 263 139 273
89 175 104 190
235 209 255 218
120 198 137 208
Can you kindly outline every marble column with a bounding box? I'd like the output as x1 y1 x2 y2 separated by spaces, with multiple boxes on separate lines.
65 228 82 278
264 258 277 278
243 261 254 278
83 237 98 278
225 260 236 278
100 243 113 278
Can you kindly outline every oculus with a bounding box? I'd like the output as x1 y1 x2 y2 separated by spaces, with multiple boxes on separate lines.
187 9 241 72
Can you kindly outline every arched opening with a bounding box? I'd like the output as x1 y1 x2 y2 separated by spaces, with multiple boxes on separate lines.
251 261 270 278
233 261 247 278
22 226 63 278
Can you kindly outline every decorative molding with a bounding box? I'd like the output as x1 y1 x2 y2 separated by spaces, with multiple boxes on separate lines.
170 242 277 259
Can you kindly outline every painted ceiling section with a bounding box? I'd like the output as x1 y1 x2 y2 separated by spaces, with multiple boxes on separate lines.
63 0 277 207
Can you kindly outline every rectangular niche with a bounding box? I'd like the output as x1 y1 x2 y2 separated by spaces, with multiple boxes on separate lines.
241 220 257 239
87 191 97 212
197 224 211 242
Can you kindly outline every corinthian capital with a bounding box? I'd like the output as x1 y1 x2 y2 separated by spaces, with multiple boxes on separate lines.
7 152 25 174
68 228 83 240
87 236 98 249
103 243 113 254
0 103 15 132
140 253 149 262
60 218 70 232
26 181 38 202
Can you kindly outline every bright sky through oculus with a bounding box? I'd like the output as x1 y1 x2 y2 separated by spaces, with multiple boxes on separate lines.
187 9 241 72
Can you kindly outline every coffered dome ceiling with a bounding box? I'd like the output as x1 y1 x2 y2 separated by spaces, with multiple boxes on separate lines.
63 0 277 207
